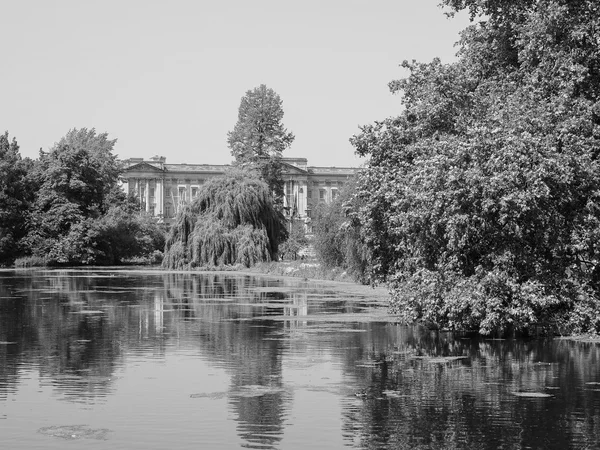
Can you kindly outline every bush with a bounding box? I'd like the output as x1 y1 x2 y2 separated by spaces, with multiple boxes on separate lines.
14 255 50 268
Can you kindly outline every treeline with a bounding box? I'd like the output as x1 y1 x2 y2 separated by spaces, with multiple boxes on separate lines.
0 128 164 267
320 0 600 336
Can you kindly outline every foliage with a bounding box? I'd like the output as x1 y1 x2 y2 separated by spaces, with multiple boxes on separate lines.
279 219 308 260
22 128 164 265
227 84 295 203
0 132 35 266
163 169 288 269
87 206 166 265
352 0 600 334
13 255 50 268
313 177 370 283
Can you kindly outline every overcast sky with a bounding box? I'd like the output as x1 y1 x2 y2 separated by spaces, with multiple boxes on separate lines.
1 0 470 167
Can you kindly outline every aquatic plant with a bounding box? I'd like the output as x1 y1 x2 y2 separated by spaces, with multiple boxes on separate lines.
163 169 287 269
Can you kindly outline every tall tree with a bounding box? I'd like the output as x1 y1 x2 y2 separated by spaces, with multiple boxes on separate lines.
352 0 600 335
0 132 34 265
25 128 122 263
227 84 295 203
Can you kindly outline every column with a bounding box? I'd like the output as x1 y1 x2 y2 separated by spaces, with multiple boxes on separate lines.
299 180 307 217
145 179 150 213
156 178 163 217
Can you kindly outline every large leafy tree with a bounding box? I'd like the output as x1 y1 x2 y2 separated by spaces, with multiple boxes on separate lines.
25 128 123 263
0 132 34 265
227 84 295 203
352 0 600 334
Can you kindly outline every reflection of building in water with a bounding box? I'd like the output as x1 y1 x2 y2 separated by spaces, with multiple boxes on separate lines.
120 156 357 227
283 290 308 319
154 293 163 333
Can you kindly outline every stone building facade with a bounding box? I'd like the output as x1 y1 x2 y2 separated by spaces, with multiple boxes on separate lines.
120 156 358 227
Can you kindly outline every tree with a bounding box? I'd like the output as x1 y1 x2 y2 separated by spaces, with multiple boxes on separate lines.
351 0 600 335
162 168 288 269
0 132 34 265
313 177 369 283
279 219 308 261
227 84 295 203
21 128 164 265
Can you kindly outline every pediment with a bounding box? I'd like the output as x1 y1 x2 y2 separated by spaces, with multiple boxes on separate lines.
123 162 164 173
281 161 308 175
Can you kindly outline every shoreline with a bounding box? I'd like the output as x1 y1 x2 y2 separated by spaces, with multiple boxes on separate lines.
6 264 600 341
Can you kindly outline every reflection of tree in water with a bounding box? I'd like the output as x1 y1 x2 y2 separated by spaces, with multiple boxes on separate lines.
1 270 293 447
226 324 289 450
7 270 600 448
0 272 137 402
161 272 291 449
336 324 600 449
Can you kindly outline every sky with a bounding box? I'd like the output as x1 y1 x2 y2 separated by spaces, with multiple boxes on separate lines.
1 0 470 168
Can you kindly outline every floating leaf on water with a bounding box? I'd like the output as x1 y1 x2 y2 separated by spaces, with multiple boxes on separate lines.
427 356 469 364
409 356 467 363
510 391 553 398
70 310 104 315
356 359 384 368
585 382 600 385
382 390 405 398
232 385 285 398
190 391 228 399
37 425 110 440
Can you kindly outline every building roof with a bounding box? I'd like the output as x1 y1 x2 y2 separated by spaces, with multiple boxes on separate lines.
122 156 358 177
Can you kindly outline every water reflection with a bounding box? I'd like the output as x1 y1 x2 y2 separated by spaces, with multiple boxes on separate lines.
1 269 600 449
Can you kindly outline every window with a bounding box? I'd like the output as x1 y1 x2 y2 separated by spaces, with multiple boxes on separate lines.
307 189 312 199
165 205 171 218
178 187 186 202
191 187 198 199
150 206 155 216
332 189 338 200
150 187 155 198
319 189 326 201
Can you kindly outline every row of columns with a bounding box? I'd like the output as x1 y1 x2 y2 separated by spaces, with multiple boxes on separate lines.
125 177 165 217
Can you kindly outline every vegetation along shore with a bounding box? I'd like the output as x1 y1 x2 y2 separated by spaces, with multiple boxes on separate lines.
2 1 600 337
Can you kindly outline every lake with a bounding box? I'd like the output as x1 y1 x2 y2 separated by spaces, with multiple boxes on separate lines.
1 268 600 449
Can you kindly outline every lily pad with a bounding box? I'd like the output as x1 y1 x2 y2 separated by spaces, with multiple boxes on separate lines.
510 391 553 398
410 356 468 363
190 391 228 399
427 356 469 364
382 390 406 398
233 385 285 398
38 425 110 440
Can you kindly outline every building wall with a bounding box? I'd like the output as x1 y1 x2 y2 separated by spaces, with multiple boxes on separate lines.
121 156 357 225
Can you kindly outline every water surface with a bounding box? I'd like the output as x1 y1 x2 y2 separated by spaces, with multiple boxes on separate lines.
1 269 599 449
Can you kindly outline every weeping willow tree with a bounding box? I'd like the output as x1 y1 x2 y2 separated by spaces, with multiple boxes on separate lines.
163 169 287 269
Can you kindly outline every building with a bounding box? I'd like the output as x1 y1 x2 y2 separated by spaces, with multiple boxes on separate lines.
120 156 358 227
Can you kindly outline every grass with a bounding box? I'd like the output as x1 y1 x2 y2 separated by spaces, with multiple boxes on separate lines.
248 259 360 283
